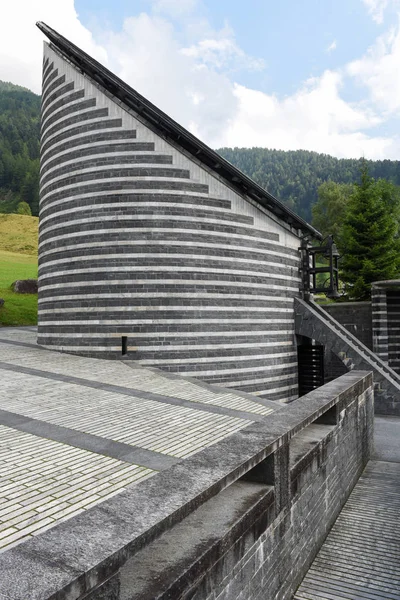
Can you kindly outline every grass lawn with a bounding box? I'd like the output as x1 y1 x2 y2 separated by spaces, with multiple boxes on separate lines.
0 213 39 326
0 250 38 326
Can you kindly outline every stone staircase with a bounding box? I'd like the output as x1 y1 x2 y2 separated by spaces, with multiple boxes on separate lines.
295 297 400 415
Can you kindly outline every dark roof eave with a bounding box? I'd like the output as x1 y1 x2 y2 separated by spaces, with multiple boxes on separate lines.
36 21 322 240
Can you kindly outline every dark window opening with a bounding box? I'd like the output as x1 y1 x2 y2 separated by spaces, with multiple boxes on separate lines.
121 336 128 356
297 343 324 396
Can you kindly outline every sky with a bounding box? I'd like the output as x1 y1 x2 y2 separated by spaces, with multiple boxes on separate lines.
1 0 400 159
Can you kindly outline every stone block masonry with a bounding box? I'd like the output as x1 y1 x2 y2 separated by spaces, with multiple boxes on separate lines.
372 281 400 375
322 301 372 349
115 372 373 600
295 297 400 415
0 371 373 599
37 44 303 403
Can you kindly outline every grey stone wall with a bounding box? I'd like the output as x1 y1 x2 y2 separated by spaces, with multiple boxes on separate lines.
371 282 400 375
87 372 373 600
185 376 372 600
324 348 348 383
0 372 371 600
295 298 400 415
387 290 400 373
321 302 372 349
372 285 389 362
38 46 302 402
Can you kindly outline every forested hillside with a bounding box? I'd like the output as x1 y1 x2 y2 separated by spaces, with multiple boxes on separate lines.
217 148 400 221
1 77 400 221
0 81 40 216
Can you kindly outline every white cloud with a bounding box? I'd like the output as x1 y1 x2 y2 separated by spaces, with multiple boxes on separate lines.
362 0 400 23
99 6 395 159
363 0 389 23
0 0 399 160
182 26 266 72
101 9 397 159
0 0 107 94
152 0 198 17
347 18 400 114
326 40 337 53
218 73 397 160
103 13 239 146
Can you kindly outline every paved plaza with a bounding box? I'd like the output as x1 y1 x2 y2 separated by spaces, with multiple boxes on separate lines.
0 327 278 553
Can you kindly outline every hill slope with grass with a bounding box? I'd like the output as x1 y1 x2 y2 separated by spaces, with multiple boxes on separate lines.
0 213 38 326
0 213 38 254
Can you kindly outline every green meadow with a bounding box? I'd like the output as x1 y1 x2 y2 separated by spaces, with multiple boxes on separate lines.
0 214 38 326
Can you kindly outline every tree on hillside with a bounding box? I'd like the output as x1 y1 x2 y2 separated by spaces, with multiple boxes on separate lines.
311 181 354 244
0 82 40 216
17 201 32 216
340 165 400 300
217 147 400 221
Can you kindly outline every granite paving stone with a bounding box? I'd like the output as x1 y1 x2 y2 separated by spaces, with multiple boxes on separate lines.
0 326 277 553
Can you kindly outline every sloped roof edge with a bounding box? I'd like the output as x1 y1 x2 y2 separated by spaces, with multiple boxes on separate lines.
37 21 322 240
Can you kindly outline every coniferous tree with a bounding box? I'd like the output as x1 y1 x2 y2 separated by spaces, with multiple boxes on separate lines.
312 181 354 243
217 147 400 220
0 81 40 215
2 78 400 221
17 201 32 215
340 165 400 299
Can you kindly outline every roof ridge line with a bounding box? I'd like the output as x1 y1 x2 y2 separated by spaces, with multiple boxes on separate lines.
36 21 322 240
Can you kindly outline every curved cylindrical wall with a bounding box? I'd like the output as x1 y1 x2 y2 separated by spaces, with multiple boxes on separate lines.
38 45 302 403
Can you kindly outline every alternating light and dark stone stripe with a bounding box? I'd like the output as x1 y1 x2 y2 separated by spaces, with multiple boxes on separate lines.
372 283 400 374
38 44 302 403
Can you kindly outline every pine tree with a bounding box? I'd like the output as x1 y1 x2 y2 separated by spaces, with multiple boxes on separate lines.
340 165 400 300
312 181 354 243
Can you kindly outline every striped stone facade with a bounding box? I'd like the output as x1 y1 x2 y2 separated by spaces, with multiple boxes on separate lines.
372 281 400 374
38 43 303 403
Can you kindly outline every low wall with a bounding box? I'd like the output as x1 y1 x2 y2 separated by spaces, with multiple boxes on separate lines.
0 372 373 600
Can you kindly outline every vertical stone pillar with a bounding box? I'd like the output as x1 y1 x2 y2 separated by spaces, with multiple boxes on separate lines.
372 283 389 363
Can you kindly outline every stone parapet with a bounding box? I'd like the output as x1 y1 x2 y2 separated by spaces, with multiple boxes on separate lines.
0 371 373 600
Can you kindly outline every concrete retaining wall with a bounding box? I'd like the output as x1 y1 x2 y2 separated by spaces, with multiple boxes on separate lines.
319 302 372 383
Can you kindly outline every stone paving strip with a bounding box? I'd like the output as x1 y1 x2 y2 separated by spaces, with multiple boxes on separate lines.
0 369 248 458
0 327 278 553
0 329 275 416
0 359 268 423
0 408 178 471
0 424 153 552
